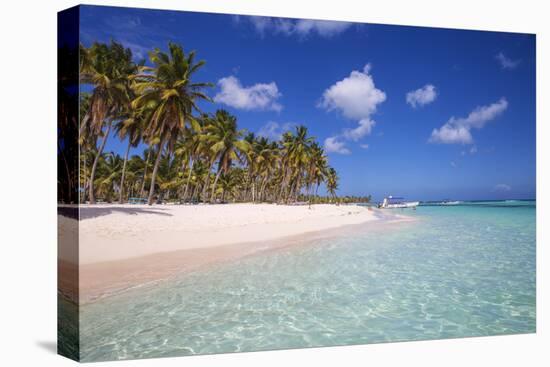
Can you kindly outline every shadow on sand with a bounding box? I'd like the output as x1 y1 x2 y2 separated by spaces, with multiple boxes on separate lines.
79 206 173 220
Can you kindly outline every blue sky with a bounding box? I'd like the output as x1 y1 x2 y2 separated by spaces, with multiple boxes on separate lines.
79 5 536 201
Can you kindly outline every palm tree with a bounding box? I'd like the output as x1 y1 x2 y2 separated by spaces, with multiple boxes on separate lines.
325 167 339 203
136 147 154 199
79 147 96 203
114 110 144 203
77 93 96 201
80 41 135 203
254 137 280 202
77 40 348 206
132 42 212 205
125 154 147 198
306 142 328 205
156 150 181 200
188 159 209 203
201 110 250 203
281 126 314 203
175 118 206 202
93 152 123 202
242 132 257 201
218 169 243 202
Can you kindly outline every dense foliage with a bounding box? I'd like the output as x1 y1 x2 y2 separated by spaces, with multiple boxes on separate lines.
79 41 371 205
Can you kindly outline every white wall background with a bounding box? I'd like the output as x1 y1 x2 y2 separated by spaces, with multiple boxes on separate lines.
0 0 547 366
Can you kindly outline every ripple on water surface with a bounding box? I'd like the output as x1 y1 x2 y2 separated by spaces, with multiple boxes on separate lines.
79 204 536 361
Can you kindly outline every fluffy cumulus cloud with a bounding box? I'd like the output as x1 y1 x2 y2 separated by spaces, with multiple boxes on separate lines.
494 183 512 192
257 121 295 140
249 16 352 38
214 76 282 111
431 124 474 145
319 64 386 154
342 119 376 141
406 84 437 108
319 64 386 121
495 52 521 70
429 98 508 144
324 136 351 155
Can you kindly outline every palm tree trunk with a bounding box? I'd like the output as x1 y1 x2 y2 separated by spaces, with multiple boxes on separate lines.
80 147 87 203
147 136 167 205
191 184 198 203
248 170 255 202
201 175 210 202
176 159 188 201
295 175 302 202
201 160 214 202
118 140 132 203
314 184 320 204
279 166 291 203
89 120 112 204
210 169 222 203
139 149 152 199
277 175 286 203
244 172 252 202
182 158 195 202
259 176 268 202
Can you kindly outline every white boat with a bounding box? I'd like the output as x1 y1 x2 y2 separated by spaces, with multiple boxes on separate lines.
379 196 419 209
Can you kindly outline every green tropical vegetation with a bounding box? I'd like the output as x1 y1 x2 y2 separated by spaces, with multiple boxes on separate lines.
78 40 371 205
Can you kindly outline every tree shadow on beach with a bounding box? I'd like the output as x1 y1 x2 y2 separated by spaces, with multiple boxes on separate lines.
78 206 173 220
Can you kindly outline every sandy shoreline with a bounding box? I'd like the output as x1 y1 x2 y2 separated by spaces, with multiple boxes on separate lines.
78 203 391 263
59 203 413 303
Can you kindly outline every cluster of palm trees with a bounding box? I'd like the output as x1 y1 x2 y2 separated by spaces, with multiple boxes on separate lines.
79 40 350 206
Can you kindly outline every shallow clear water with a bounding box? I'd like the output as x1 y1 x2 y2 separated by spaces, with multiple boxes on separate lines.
79 201 536 361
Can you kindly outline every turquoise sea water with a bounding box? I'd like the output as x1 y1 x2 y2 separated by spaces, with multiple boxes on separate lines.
79 201 536 361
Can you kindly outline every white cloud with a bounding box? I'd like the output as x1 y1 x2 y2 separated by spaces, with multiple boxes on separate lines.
494 183 512 192
406 84 437 108
250 16 280 35
249 17 352 38
342 119 376 141
495 52 521 70
360 143 369 149
214 76 282 111
458 98 509 129
319 64 386 122
324 136 351 155
431 124 474 144
320 64 386 153
257 121 295 140
450 161 457 168
293 19 352 37
429 98 508 144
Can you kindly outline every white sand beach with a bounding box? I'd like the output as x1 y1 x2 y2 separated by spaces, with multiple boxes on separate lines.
59 203 412 302
78 203 388 263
